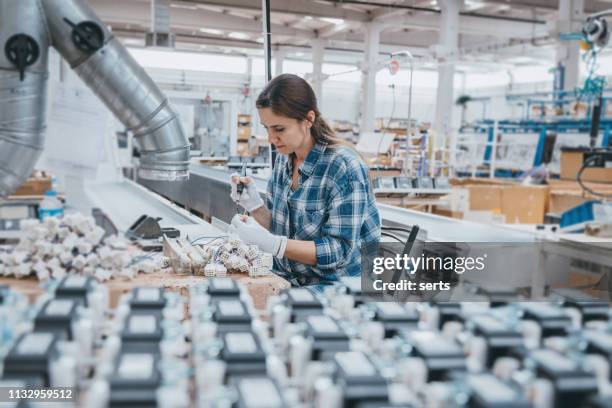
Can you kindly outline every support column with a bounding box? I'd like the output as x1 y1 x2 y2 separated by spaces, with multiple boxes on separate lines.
556 0 584 91
274 49 285 76
311 39 326 102
360 23 382 133
433 0 462 155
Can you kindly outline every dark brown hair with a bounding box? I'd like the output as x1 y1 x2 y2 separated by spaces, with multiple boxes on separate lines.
256 73 349 148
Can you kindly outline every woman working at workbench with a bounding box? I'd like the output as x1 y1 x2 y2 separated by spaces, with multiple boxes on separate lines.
228 74 380 290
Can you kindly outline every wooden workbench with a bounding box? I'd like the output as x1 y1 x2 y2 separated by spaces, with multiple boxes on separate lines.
0 271 290 310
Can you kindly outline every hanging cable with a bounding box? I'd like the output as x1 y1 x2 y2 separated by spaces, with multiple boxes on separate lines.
376 83 397 156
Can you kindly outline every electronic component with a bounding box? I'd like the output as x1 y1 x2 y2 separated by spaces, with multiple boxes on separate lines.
2 332 59 386
128 287 166 314
54 275 95 305
430 301 463 329
521 303 572 337
119 313 163 353
465 373 530 408
233 377 288 408
212 299 252 332
475 286 518 307
125 215 179 240
306 315 350 360
406 332 466 381
220 331 267 380
470 315 524 367
207 277 241 299
372 302 418 338
339 276 368 305
284 288 324 322
33 298 79 340
332 351 389 407
530 349 598 408
552 288 609 323
584 331 612 364
109 352 162 408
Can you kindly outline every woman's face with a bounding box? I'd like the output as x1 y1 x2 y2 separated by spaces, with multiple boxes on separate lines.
258 107 313 155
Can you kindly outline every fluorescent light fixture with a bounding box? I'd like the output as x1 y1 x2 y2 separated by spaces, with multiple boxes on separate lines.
227 32 250 40
320 17 344 25
295 52 304 57
199 28 223 35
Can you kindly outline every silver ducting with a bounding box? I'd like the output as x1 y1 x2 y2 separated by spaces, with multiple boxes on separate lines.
0 0 191 196
0 0 49 196
41 0 190 181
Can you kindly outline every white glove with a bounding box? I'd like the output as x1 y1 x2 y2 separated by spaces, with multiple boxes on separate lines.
230 173 264 212
229 215 287 258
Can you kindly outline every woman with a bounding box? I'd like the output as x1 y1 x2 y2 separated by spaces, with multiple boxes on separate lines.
229 74 380 290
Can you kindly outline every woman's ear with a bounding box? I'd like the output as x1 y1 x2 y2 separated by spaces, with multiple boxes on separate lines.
305 110 316 127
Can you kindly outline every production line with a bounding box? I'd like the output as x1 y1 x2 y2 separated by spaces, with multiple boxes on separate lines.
4 276 612 407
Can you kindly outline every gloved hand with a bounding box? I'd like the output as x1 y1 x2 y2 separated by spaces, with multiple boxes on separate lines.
230 173 264 212
229 215 287 258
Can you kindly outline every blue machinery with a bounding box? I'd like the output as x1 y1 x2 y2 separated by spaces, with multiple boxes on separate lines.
458 95 612 177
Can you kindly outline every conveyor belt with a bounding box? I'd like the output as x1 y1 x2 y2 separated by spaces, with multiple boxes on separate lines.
84 180 211 232
139 163 537 243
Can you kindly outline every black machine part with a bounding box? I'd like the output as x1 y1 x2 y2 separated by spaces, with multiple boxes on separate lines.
34 298 79 340
4 34 40 81
577 148 612 198
2 332 59 387
125 215 180 240
62 18 105 53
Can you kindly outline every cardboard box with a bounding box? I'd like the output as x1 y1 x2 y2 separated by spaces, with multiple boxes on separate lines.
560 149 612 183
467 185 503 212
455 179 549 224
237 126 251 141
501 185 548 224
12 176 52 196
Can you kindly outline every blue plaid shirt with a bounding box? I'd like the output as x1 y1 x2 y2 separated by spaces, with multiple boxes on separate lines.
266 142 381 289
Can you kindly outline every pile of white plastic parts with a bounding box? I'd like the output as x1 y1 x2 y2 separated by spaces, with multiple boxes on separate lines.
0 214 160 281
202 236 273 278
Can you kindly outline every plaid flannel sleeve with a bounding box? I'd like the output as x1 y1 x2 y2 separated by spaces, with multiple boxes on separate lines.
266 175 274 212
313 176 368 273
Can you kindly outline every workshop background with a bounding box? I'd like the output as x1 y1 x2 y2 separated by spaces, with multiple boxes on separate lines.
1 0 612 407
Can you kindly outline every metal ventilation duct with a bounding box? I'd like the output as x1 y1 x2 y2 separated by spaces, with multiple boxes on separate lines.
0 0 190 196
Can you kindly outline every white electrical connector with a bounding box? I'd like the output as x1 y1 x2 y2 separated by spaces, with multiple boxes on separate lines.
0 213 153 283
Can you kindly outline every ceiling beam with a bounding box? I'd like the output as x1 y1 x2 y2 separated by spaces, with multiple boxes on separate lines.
90 0 316 38
175 0 371 21
380 12 548 38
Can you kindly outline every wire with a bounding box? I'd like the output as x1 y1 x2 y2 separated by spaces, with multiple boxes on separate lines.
577 155 612 199
376 83 397 157
381 231 405 244
190 236 228 245
126 250 160 267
